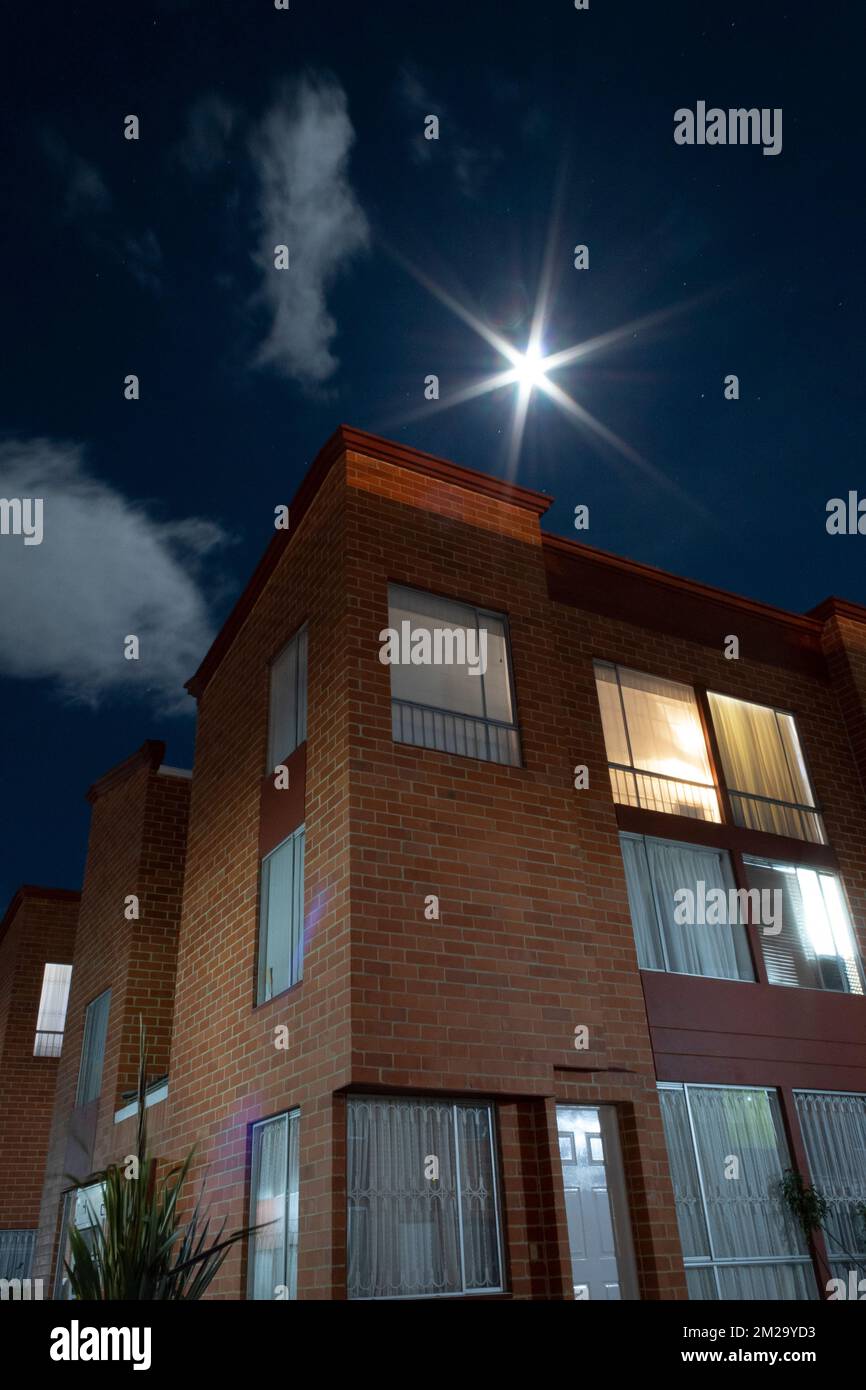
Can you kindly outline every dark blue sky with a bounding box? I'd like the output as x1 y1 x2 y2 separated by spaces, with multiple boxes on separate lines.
1 0 863 907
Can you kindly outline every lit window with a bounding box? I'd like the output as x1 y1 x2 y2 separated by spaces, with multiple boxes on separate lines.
659 1084 814 1300
33 962 72 1057
257 825 305 1003
707 693 824 843
347 1096 504 1298
620 834 754 981
75 990 110 1105
387 585 520 767
249 1111 300 1300
743 858 863 994
267 626 308 771
594 663 720 821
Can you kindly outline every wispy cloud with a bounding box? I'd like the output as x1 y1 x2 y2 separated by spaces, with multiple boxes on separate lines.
41 132 163 293
175 93 237 175
397 65 502 198
248 76 370 387
0 439 226 712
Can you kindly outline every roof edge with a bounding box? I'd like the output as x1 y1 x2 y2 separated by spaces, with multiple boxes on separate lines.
85 740 166 805
807 595 866 626
0 885 80 949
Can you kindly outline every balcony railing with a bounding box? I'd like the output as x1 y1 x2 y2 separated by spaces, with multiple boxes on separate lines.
392 698 521 767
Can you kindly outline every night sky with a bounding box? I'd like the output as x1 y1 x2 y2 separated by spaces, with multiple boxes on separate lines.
1 0 863 908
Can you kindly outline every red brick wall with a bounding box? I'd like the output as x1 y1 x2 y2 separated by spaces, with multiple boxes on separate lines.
0 891 78 1231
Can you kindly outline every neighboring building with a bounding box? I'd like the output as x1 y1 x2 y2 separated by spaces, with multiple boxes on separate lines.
0 885 78 1279
32 741 191 1295
16 426 866 1299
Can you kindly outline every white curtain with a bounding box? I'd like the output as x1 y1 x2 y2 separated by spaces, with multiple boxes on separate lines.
620 835 753 980
660 1085 814 1300
0 1229 35 1279
795 1090 866 1278
347 1097 501 1298
249 1110 299 1299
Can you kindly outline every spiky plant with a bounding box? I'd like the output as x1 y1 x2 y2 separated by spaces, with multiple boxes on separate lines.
64 1022 261 1299
780 1168 866 1278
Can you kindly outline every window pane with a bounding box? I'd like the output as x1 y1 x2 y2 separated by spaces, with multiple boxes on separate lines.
267 627 307 769
744 860 863 994
455 1104 501 1290
716 1263 817 1300
795 1091 866 1275
595 663 630 766
658 1088 712 1259
708 693 824 843
620 836 753 981
249 1110 299 1300
0 1230 35 1280
258 828 304 1001
480 616 513 724
686 1087 806 1261
76 990 110 1105
595 665 719 822
34 962 73 1057
387 586 485 717
347 1096 503 1299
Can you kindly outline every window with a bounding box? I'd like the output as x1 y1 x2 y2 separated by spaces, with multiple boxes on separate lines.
794 1090 866 1284
248 1111 300 1300
257 826 305 1002
594 663 720 822
0 1230 35 1281
33 962 73 1057
707 692 824 844
742 859 863 994
387 585 520 767
347 1096 504 1298
659 1084 815 1300
54 1182 105 1300
267 625 308 770
75 990 110 1105
620 834 754 981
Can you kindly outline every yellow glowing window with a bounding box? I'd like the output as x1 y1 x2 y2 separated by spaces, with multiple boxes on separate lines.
594 662 720 822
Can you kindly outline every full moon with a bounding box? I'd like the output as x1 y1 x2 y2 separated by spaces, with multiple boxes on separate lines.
514 343 548 390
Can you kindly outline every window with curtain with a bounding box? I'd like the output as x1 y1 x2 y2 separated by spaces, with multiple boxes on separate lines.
794 1090 866 1284
248 1110 300 1300
267 625 308 771
387 585 520 767
594 663 720 822
347 1096 503 1298
257 825 305 1003
620 834 754 981
33 961 73 1057
743 858 864 995
0 1229 35 1280
75 989 111 1105
659 1084 815 1300
707 692 825 843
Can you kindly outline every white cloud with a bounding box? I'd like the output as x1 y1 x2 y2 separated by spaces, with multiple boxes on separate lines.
249 76 370 386
397 65 501 198
0 439 226 712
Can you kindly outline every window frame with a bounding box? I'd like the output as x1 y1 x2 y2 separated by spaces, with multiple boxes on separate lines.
248 1108 300 1301
741 855 865 995
386 583 522 768
75 989 111 1106
33 961 73 1058
658 1081 816 1301
266 623 308 773
256 824 305 1005
346 1094 506 1300
706 688 826 845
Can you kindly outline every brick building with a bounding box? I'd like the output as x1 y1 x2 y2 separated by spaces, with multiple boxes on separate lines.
0 885 78 1280
22 426 866 1300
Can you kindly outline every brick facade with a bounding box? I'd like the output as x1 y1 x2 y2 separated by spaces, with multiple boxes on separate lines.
15 426 866 1300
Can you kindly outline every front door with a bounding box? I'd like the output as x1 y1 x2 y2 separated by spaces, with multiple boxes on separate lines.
557 1105 635 1300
